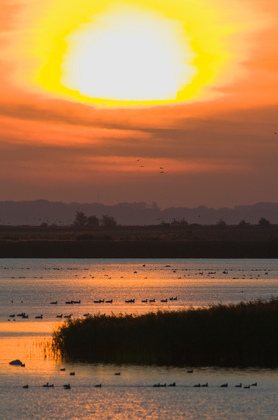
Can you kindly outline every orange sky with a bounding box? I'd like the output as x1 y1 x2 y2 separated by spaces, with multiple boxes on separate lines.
1 0 278 209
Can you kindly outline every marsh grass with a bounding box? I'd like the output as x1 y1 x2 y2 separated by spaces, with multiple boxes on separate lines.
52 298 278 367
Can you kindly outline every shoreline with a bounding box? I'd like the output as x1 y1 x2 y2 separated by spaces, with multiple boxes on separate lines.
1 239 278 258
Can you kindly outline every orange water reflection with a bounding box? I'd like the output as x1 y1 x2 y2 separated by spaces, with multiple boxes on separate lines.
0 321 58 335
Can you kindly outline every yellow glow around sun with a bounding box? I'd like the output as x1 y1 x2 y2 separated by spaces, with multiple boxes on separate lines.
61 8 196 102
13 0 265 107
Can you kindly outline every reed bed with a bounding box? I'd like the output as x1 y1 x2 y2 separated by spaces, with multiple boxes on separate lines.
52 298 278 367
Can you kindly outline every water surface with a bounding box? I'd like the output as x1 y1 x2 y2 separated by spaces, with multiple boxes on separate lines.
1 258 278 419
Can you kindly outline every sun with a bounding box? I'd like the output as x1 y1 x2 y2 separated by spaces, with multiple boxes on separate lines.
61 7 197 102
13 0 262 108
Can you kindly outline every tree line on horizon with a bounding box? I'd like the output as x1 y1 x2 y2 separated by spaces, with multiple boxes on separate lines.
72 211 272 229
72 211 117 228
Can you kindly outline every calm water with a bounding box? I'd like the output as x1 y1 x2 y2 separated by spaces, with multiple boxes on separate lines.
1 258 278 419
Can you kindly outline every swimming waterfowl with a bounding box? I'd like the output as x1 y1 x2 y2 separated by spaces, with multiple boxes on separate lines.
9 359 25 366
42 382 54 387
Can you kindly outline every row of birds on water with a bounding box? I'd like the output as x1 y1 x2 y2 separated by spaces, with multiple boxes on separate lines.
153 382 257 389
8 313 71 320
5 269 271 281
2 264 273 281
59 297 178 304
10 296 178 305
21 382 258 390
11 296 178 306
22 369 120 389
13 364 258 390
7 297 179 320
2 265 272 271
192 382 257 389
22 383 96 390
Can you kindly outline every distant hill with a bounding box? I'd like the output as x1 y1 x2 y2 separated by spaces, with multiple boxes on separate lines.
0 200 277 226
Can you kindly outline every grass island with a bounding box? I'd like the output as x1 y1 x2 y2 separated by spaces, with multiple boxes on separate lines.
52 298 278 367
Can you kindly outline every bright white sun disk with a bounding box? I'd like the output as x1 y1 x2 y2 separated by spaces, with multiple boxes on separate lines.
61 8 197 101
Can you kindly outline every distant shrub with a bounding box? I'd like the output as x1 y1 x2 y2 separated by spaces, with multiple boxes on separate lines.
101 215 117 228
238 220 250 228
216 219 227 227
259 217 271 227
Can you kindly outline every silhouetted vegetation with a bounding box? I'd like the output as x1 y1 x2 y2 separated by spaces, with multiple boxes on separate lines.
73 211 100 228
72 212 117 229
216 218 227 228
101 214 117 228
73 211 88 228
238 220 250 228
53 298 278 367
259 217 271 227
0 222 278 257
